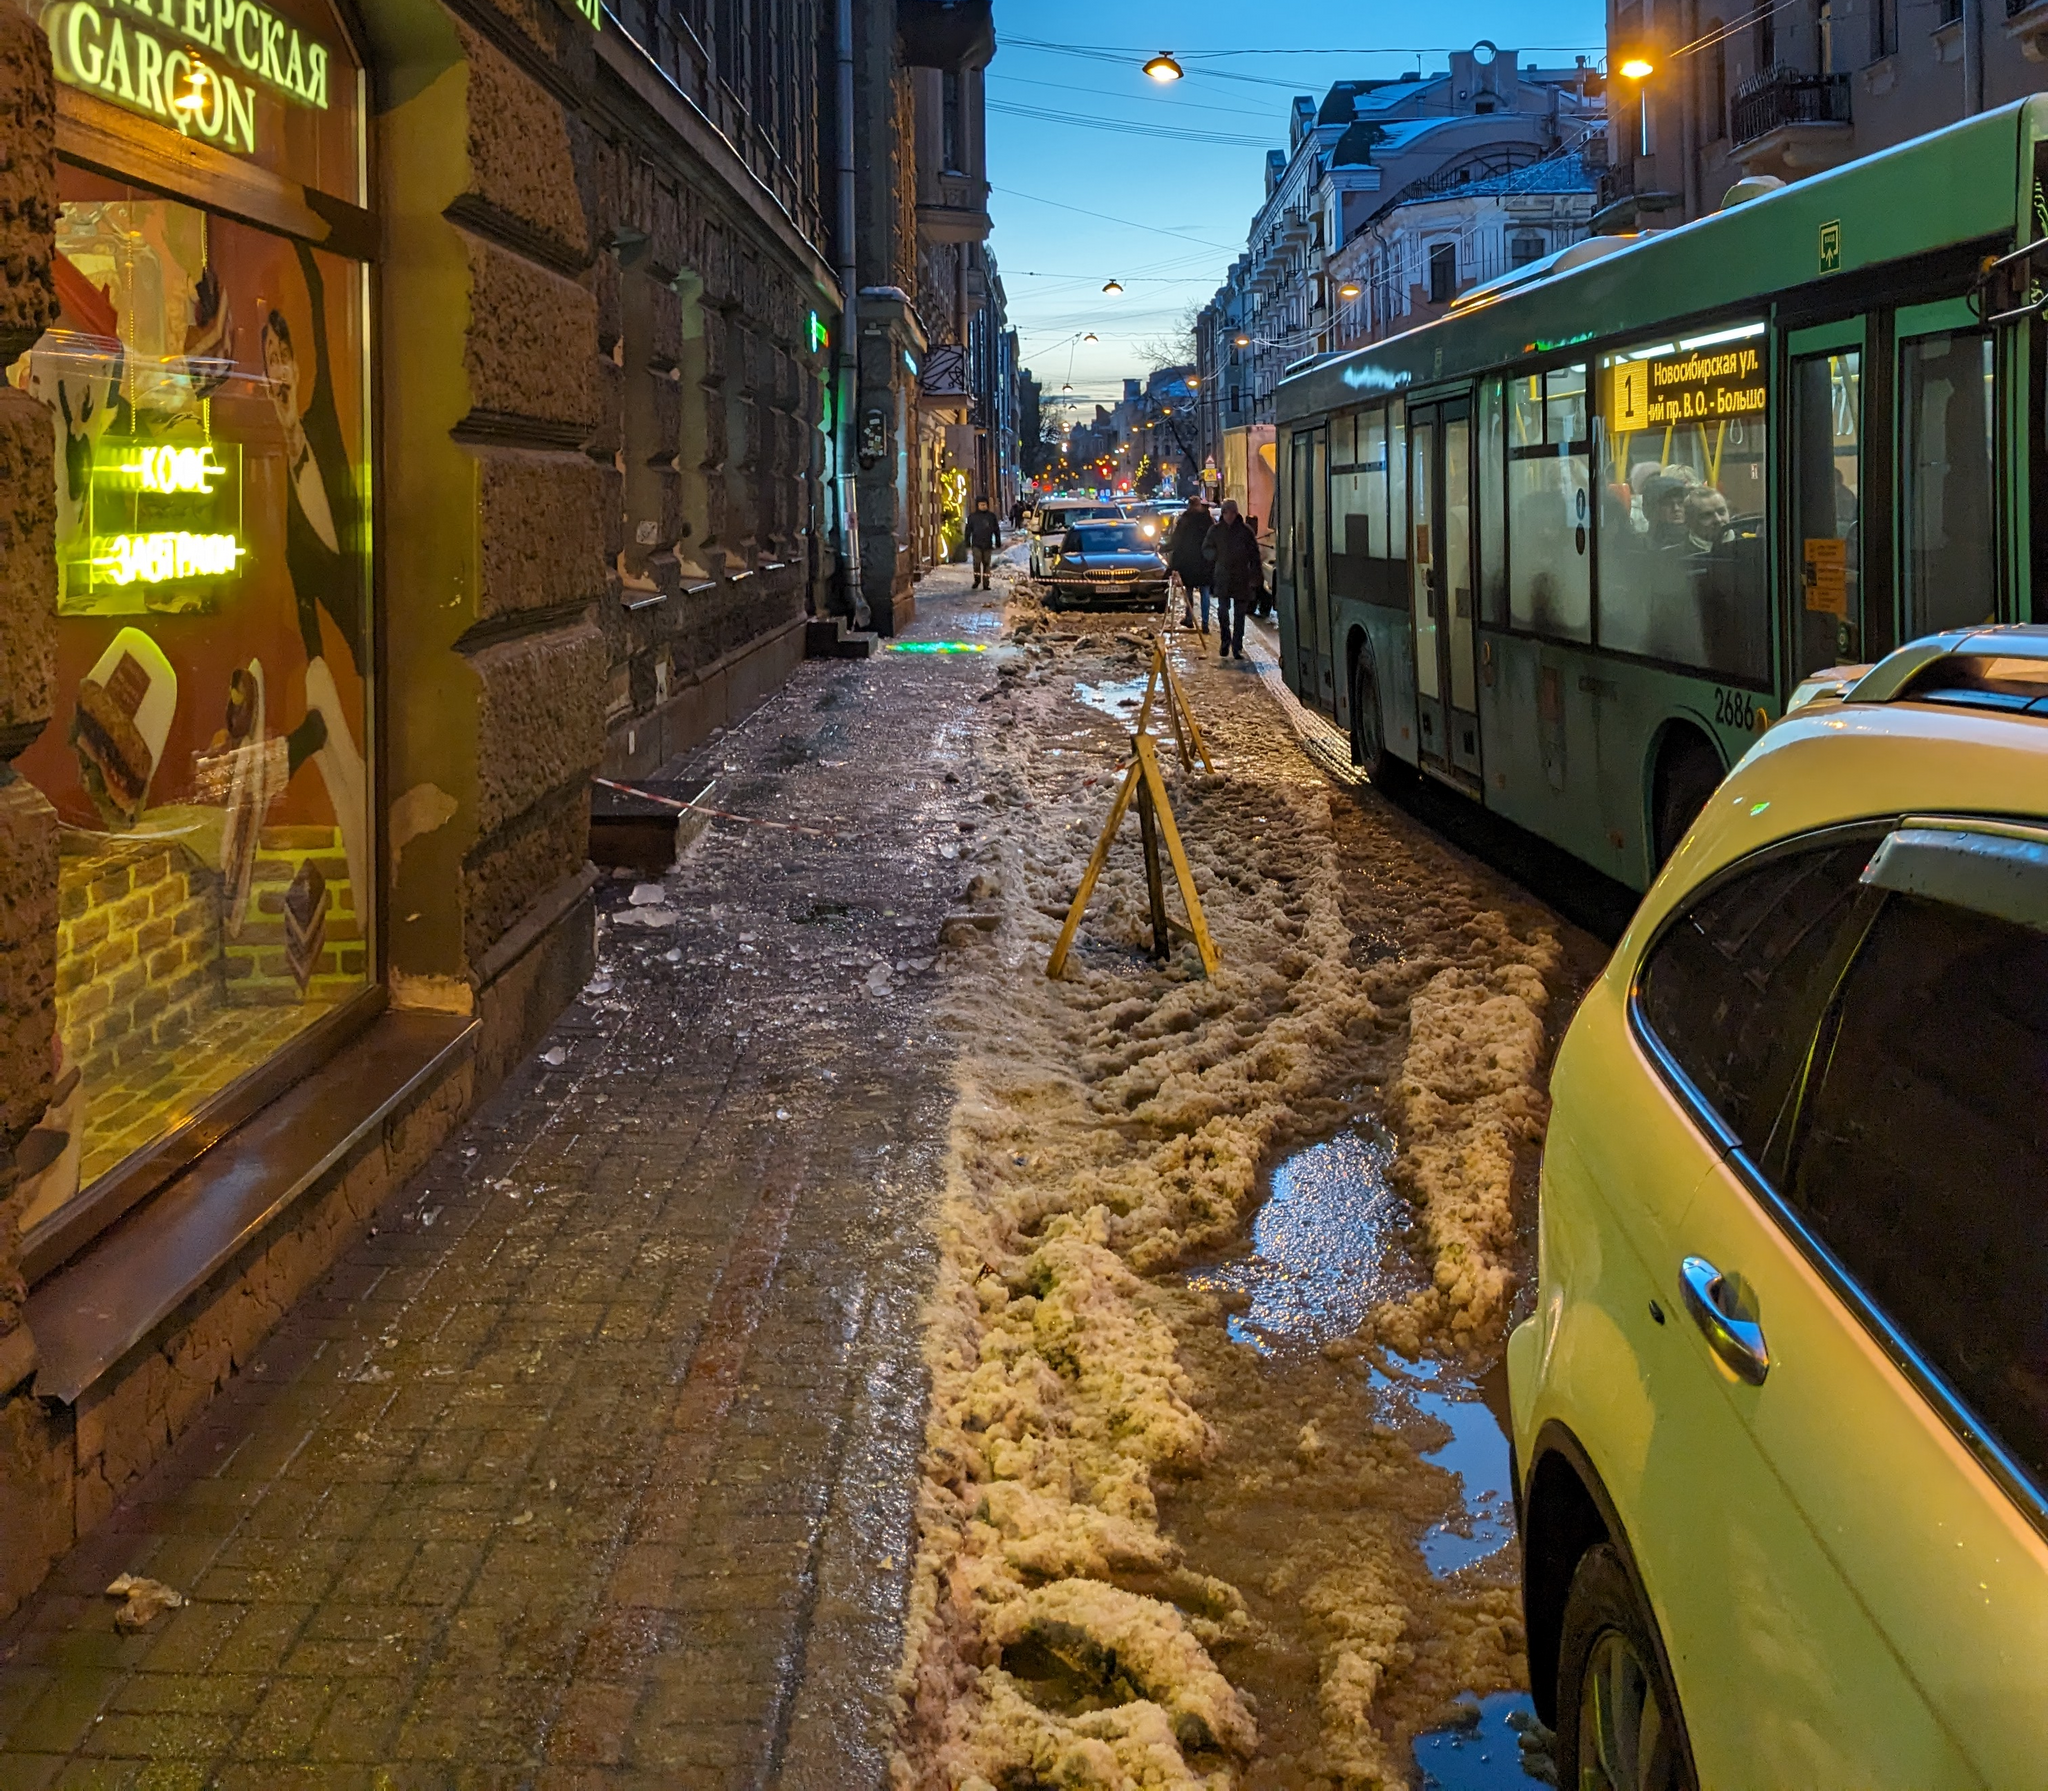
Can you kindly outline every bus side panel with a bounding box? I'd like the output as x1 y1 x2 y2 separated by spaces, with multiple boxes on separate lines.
1600 670 1754 889
1364 604 1421 769
1477 631 1615 875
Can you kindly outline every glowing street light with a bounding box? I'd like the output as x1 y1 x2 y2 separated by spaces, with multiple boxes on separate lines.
1083 332 1098 341
1142 50 1183 82
1618 54 1655 79
1102 279 1124 295
1338 282 1361 299
1233 333 1251 347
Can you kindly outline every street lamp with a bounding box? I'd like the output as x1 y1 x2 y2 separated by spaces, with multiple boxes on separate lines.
1233 333 1250 347
1618 52 1655 154
1102 280 1124 295
1338 282 1361 300
1142 50 1183 82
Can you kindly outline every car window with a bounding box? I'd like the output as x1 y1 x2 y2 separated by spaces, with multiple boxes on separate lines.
1784 893 2048 1492
1634 838 1873 1153
1068 523 1152 553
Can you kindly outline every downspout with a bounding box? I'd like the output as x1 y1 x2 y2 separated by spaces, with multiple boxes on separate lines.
835 0 869 626
1962 0 1984 116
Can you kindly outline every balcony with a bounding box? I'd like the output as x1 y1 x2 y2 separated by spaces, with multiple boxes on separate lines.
1590 160 1680 233
918 170 992 243
1730 67 1853 179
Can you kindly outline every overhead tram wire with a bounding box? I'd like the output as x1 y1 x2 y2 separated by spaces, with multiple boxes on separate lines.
986 101 1274 148
992 186 1238 252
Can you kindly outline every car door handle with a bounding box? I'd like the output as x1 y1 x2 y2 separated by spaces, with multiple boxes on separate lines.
1678 1255 1771 1385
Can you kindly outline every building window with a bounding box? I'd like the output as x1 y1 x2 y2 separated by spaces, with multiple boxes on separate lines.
1872 0 1898 56
1428 242 1457 304
1753 0 1776 69
1511 232 1546 268
942 67 964 173
7 0 374 1244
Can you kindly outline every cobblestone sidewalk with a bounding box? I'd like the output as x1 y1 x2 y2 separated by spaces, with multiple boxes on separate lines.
0 568 1015 1789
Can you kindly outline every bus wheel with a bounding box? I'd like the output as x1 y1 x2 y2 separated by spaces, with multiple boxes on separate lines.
1651 730 1723 868
1351 650 1406 790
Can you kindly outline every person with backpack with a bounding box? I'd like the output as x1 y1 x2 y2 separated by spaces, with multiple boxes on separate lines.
1165 495 1213 633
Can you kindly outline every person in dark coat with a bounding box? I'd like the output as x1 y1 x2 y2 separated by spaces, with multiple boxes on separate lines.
1166 496 1213 632
1203 499 1260 659
965 497 1001 589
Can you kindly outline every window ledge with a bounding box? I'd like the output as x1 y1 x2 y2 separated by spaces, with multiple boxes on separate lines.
23 1009 477 1406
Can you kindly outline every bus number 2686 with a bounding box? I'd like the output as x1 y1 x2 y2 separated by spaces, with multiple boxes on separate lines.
1713 687 1760 731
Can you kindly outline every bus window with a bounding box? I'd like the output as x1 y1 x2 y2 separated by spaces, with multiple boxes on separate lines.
1901 331 1996 636
1479 378 1507 624
1331 405 1382 560
1509 365 1592 641
1361 408 1389 556
1596 328 1770 683
1792 351 1862 676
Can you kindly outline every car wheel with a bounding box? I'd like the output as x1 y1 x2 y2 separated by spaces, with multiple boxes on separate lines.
1556 1545 1695 1791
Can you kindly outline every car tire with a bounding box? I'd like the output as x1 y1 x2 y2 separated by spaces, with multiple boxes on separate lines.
1555 1544 1696 1791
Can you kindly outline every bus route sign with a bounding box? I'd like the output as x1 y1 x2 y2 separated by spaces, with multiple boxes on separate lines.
1632 341 1767 427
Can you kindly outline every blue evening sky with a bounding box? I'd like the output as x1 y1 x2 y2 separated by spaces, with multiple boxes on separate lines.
986 2 1608 425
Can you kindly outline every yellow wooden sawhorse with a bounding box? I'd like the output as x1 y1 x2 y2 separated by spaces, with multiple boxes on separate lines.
1047 732 1219 979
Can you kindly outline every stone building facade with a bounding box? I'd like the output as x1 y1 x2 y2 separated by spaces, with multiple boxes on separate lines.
0 0 840 1616
847 0 997 628
1601 0 2048 228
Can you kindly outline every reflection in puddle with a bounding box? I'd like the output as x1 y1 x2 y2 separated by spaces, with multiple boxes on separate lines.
1412 1690 1552 1788
1412 1370 1517 1576
1184 1126 1416 1354
1071 677 1153 723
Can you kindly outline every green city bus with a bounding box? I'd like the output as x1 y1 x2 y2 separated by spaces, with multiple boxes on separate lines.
1273 95 2048 888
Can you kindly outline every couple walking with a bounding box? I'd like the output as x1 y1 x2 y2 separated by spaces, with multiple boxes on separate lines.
1166 497 1263 660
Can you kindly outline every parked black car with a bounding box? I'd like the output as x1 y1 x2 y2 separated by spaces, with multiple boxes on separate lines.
1040 520 1171 611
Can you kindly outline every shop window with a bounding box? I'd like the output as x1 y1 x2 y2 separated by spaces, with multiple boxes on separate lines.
1595 326 1771 681
674 269 711 579
9 0 370 1247
1507 366 1592 641
1901 330 1996 636
619 250 673 592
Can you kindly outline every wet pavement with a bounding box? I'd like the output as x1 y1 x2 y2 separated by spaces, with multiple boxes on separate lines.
0 567 1012 1789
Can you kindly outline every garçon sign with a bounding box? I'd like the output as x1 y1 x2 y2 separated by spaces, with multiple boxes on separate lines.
43 0 334 157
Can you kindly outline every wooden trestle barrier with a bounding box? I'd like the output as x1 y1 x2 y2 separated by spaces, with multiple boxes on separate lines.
1047 636 1219 980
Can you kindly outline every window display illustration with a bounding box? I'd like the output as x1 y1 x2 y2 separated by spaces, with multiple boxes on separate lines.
9 173 371 1233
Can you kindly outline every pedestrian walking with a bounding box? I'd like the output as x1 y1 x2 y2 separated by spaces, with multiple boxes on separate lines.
1165 495 1213 633
1203 498 1260 660
965 497 1001 590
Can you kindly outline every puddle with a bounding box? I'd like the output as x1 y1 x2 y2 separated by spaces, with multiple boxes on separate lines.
1410 1366 1517 1575
1412 1691 1553 1788
1183 1126 1417 1354
1071 676 1153 723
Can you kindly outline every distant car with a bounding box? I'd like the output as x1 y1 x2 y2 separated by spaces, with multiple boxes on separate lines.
1509 625 2048 1791
1040 519 1170 610
1029 499 1123 577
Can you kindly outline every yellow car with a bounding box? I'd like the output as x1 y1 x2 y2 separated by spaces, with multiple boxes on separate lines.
1508 626 2048 1790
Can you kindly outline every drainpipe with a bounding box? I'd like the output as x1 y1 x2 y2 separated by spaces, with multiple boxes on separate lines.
1962 0 1984 115
835 0 869 626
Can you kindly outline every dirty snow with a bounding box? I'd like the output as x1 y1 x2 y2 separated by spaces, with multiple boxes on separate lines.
894 598 1595 1790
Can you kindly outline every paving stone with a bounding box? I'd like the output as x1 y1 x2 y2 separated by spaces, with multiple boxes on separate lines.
0 569 1000 1786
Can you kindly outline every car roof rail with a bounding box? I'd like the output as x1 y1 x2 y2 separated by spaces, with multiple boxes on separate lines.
1848 625 2048 714
1862 820 2048 934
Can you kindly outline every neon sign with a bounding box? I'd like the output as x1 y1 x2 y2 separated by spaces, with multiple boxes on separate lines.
95 530 244 585
119 445 228 495
43 0 336 159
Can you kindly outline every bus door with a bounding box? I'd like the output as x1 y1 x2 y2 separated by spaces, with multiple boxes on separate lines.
1287 424 1329 697
1408 396 1482 785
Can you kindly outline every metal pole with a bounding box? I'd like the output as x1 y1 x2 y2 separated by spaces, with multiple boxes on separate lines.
834 0 868 626
1962 0 1984 115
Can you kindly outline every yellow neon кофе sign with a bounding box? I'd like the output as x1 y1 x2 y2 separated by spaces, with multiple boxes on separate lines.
43 0 334 159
